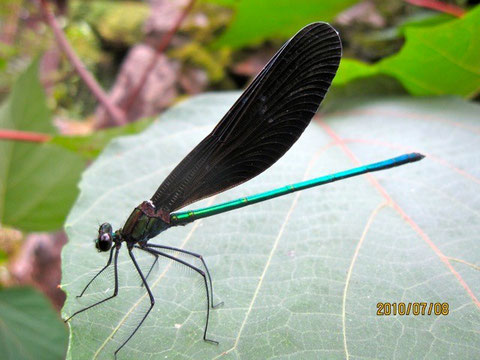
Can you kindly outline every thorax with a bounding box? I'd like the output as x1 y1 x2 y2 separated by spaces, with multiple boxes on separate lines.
121 201 170 244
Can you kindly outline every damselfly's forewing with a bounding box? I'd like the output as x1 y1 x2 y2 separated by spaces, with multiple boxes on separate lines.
151 23 342 213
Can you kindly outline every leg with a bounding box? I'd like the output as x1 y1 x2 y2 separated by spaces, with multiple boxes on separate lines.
140 246 218 345
146 244 223 308
77 246 114 298
114 249 155 359
140 250 159 287
65 246 119 322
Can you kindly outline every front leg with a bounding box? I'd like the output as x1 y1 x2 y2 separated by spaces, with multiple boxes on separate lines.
76 247 115 298
65 246 120 322
140 250 159 287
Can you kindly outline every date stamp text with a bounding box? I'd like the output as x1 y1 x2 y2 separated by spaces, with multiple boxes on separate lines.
376 302 449 316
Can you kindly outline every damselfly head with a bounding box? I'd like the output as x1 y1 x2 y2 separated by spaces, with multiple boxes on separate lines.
95 223 113 252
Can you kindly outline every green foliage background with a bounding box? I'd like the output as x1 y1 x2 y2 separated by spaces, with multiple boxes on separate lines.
0 61 84 232
336 6 480 97
0 287 68 360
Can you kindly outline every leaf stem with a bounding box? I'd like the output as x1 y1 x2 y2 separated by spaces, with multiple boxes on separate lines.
0 129 51 143
404 0 466 17
36 0 127 125
121 0 197 112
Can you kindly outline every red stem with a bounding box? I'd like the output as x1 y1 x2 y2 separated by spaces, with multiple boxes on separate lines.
0 129 51 143
405 0 466 17
37 0 127 125
121 0 197 112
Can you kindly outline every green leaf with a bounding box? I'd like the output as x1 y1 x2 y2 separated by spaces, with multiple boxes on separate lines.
0 60 85 231
333 6 480 97
49 117 152 160
324 74 408 111
397 12 455 34
208 0 359 48
62 93 480 359
0 287 68 360
334 58 379 87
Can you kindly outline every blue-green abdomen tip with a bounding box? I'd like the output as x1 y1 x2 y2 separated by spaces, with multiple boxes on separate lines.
403 152 425 163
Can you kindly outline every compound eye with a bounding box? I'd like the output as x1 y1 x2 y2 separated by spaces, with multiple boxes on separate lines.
99 223 112 234
96 232 112 252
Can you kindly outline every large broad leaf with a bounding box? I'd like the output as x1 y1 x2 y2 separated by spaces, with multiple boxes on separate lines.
208 0 359 48
334 5 480 97
0 60 85 231
0 287 68 360
62 93 479 359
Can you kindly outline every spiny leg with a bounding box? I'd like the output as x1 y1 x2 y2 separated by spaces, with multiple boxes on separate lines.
114 249 155 359
140 246 219 345
140 250 159 287
77 246 115 298
146 244 223 309
65 246 119 322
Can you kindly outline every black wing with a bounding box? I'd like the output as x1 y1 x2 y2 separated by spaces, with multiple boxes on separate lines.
151 22 342 212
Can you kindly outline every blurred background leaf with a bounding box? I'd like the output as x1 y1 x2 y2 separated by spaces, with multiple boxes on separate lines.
334 5 480 97
396 12 454 33
0 287 68 360
50 117 152 159
208 0 360 48
0 60 85 232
